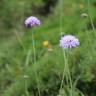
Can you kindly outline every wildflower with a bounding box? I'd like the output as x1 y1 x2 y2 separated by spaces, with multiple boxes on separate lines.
43 40 49 46
25 16 41 27
60 35 79 48
81 13 88 18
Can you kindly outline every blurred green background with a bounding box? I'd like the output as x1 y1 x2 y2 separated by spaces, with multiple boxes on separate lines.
0 0 96 96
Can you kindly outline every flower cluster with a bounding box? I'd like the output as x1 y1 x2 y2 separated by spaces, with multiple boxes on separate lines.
60 35 79 48
25 16 41 27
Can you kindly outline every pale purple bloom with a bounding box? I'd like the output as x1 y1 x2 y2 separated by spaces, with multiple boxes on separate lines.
60 35 79 48
25 16 41 27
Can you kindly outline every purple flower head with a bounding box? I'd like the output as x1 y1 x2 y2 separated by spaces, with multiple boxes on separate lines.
25 16 41 27
60 35 79 48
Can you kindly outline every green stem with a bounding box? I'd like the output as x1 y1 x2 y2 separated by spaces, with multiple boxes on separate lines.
59 49 68 96
60 49 67 89
59 0 64 37
66 57 73 96
32 32 41 96
24 79 29 96
60 49 73 96
87 0 96 36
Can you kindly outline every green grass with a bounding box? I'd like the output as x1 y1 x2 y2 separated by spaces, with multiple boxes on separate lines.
0 0 96 96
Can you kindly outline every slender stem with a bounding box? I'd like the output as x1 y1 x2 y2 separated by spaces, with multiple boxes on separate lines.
87 0 96 60
32 32 36 63
59 49 73 96
59 49 69 96
59 0 64 37
24 79 29 96
87 0 96 36
60 49 67 89
66 55 73 96
85 26 93 61
32 32 41 96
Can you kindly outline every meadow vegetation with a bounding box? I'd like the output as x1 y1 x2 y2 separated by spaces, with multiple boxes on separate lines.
0 0 96 96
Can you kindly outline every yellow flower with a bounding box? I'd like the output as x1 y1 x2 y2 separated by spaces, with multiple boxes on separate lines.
43 40 49 46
